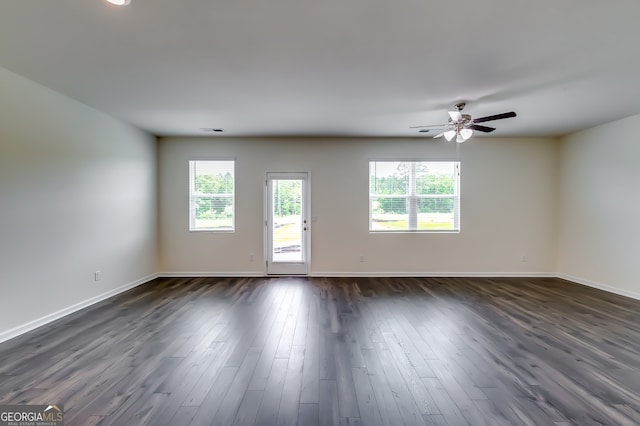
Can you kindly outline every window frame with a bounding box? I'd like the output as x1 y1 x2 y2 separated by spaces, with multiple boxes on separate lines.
188 159 235 232
369 160 460 233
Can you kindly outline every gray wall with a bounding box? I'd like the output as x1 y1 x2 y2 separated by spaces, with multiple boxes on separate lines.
0 67 158 340
158 136 558 276
557 113 640 299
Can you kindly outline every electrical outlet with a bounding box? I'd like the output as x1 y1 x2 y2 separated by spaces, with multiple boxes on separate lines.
359 255 365 263
521 255 528 263
94 270 101 281
249 253 255 262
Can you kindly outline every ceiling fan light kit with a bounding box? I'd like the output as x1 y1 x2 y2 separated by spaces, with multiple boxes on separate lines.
459 128 473 141
412 102 516 142
105 0 131 6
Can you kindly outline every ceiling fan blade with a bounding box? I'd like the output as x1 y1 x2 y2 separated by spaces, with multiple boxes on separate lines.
468 124 496 133
409 124 445 129
472 111 516 123
448 110 462 122
433 132 445 139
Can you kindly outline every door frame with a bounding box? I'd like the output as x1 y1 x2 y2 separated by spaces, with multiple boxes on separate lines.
264 172 311 275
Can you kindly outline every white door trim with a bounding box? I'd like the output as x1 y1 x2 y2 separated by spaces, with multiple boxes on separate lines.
265 172 311 275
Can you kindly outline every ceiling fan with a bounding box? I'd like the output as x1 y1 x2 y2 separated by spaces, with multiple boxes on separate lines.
411 102 516 142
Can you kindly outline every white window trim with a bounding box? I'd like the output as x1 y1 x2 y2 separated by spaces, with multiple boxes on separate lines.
369 160 460 233
189 160 235 232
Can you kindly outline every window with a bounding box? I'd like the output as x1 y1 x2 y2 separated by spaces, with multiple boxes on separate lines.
369 161 460 232
189 160 234 231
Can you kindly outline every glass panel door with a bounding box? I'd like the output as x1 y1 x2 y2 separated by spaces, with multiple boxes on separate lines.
266 173 309 275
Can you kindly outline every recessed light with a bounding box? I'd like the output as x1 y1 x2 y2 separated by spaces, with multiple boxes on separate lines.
105 0 131 6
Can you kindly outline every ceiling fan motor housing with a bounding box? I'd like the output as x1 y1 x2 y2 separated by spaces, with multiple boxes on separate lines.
410 102 515 140
448 114 472 125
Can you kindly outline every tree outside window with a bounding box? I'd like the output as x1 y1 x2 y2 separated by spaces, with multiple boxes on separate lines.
369 161 460 232
189 160 234 231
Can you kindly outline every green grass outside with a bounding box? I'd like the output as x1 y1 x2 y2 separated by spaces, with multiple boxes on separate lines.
196 216 453 232
195 218 233 229
274 222 302 244
372 220 453 230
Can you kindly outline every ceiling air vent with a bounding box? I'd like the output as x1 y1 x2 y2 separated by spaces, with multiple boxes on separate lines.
200 128 223 133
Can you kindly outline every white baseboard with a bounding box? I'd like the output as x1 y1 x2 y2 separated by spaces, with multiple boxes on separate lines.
310 271 556 278
159 271 265 278
0 273 158 344
556 273 640 301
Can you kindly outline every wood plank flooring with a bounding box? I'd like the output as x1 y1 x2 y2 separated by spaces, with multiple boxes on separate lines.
1 277 640 425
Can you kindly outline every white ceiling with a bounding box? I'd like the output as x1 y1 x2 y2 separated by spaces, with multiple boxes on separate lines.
1 0 640 138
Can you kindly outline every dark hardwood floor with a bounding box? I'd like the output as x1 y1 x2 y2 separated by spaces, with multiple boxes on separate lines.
1 276 640 425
